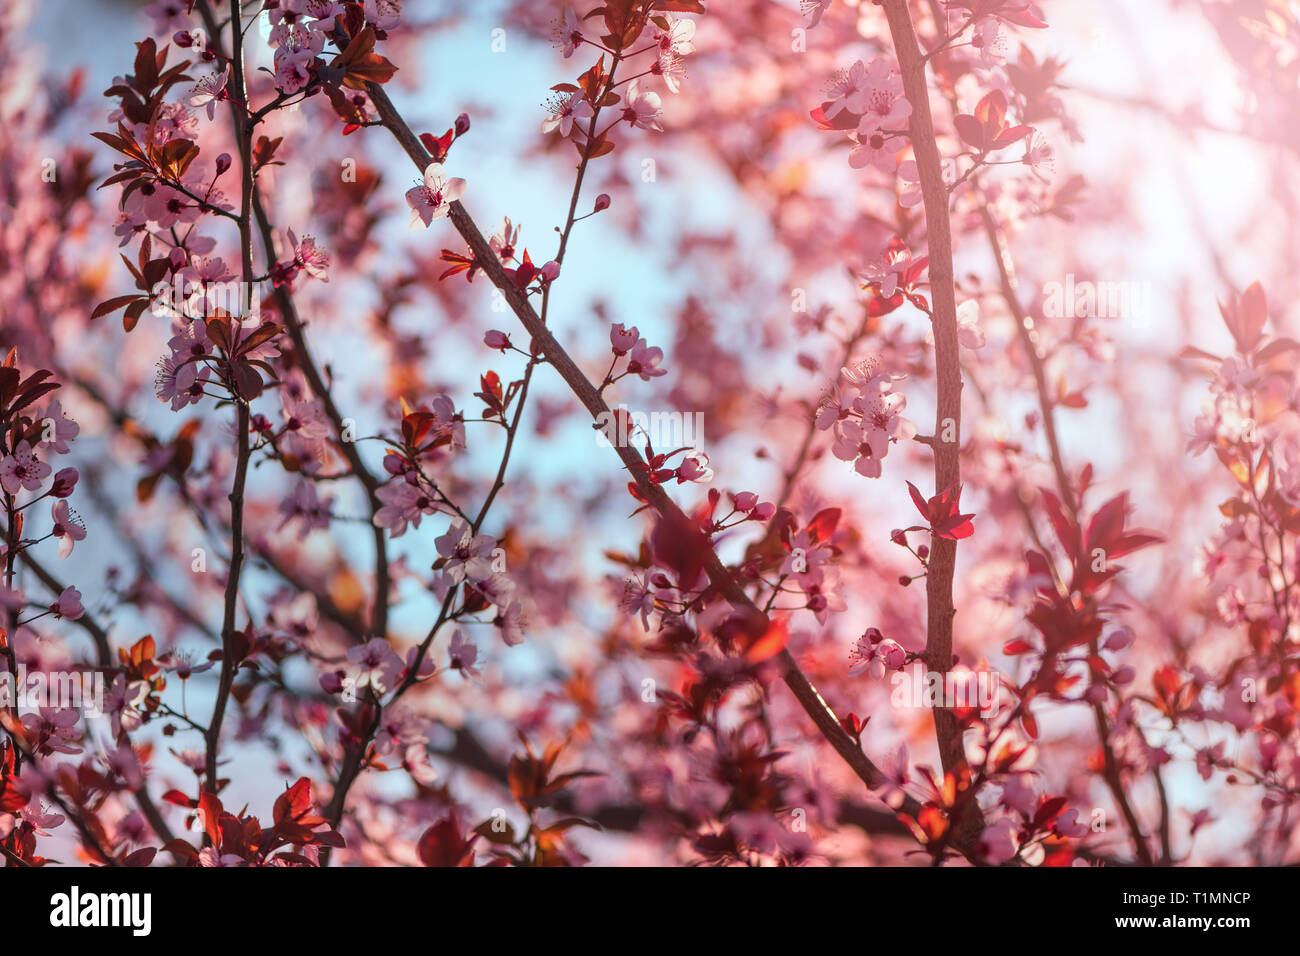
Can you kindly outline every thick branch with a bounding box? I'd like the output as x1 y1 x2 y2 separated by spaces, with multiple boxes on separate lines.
879 0 970 823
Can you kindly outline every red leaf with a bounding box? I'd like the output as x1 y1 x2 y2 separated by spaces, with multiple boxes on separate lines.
806 507 841 544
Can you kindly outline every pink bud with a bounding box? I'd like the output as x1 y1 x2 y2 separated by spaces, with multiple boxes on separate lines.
51 467 79 498
733 492 758 512
751 502 776 521
539 260 561 282
484 330 510 350
215 153 232 175
320 671 344 694
52 585 83 621
594 193 611 212
1103 627 1134 651
610 322 639 356
455 113 471 136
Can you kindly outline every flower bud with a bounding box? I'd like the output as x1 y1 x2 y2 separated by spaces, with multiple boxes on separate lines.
50 467 78 498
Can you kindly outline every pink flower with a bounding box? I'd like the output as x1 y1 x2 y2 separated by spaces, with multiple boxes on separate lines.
815 384 852 431
858 390 916 446
848 129 898 170
971 19 1009 67
781 530 833 586
105 676 148 736
364 0 401 31
652 15 696 72
404 744 438 785
978 817 1021 863
0 441 51 494
824 60 870 120
404 645 437 683
375 706 427 755
957 299 986 349
676 452 712 483
801 0 832 28
627 339 667 380
448 630 479 676
875 743 910 809
51 500 86 559
552 8 583 58
656 54 689 94
52 586 83 620
861 240 913 298
899 157 955 209
853 57 911 136
999 774 1039 815
1197 742 1225 781
374 478 439 538
541 92 594 137
623 82 663 131
489 217 521 263
494 599 527 646
347 638 404 695
274 44 318 94
832 420 889 478
619 574 656 630
279 479 333 533
289 229 330 282
37 399 79 454
435 519 497 583
1053 808 1089 838
22 708 81 758
610 323 640 355
155 353 211 410
145 0 191 35
847 627 906 678
199 847 245 867
1023 131 1055 182
188 68 229 121
160 649 215 680
406 163 466 229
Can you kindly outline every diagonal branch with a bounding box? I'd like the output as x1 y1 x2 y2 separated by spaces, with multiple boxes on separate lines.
361 81 929 825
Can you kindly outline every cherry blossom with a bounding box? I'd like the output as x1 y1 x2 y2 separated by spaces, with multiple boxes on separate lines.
405 163 467 229
541 92 594 137
347 639 404 695
0 441 51 494
50 500 86 559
